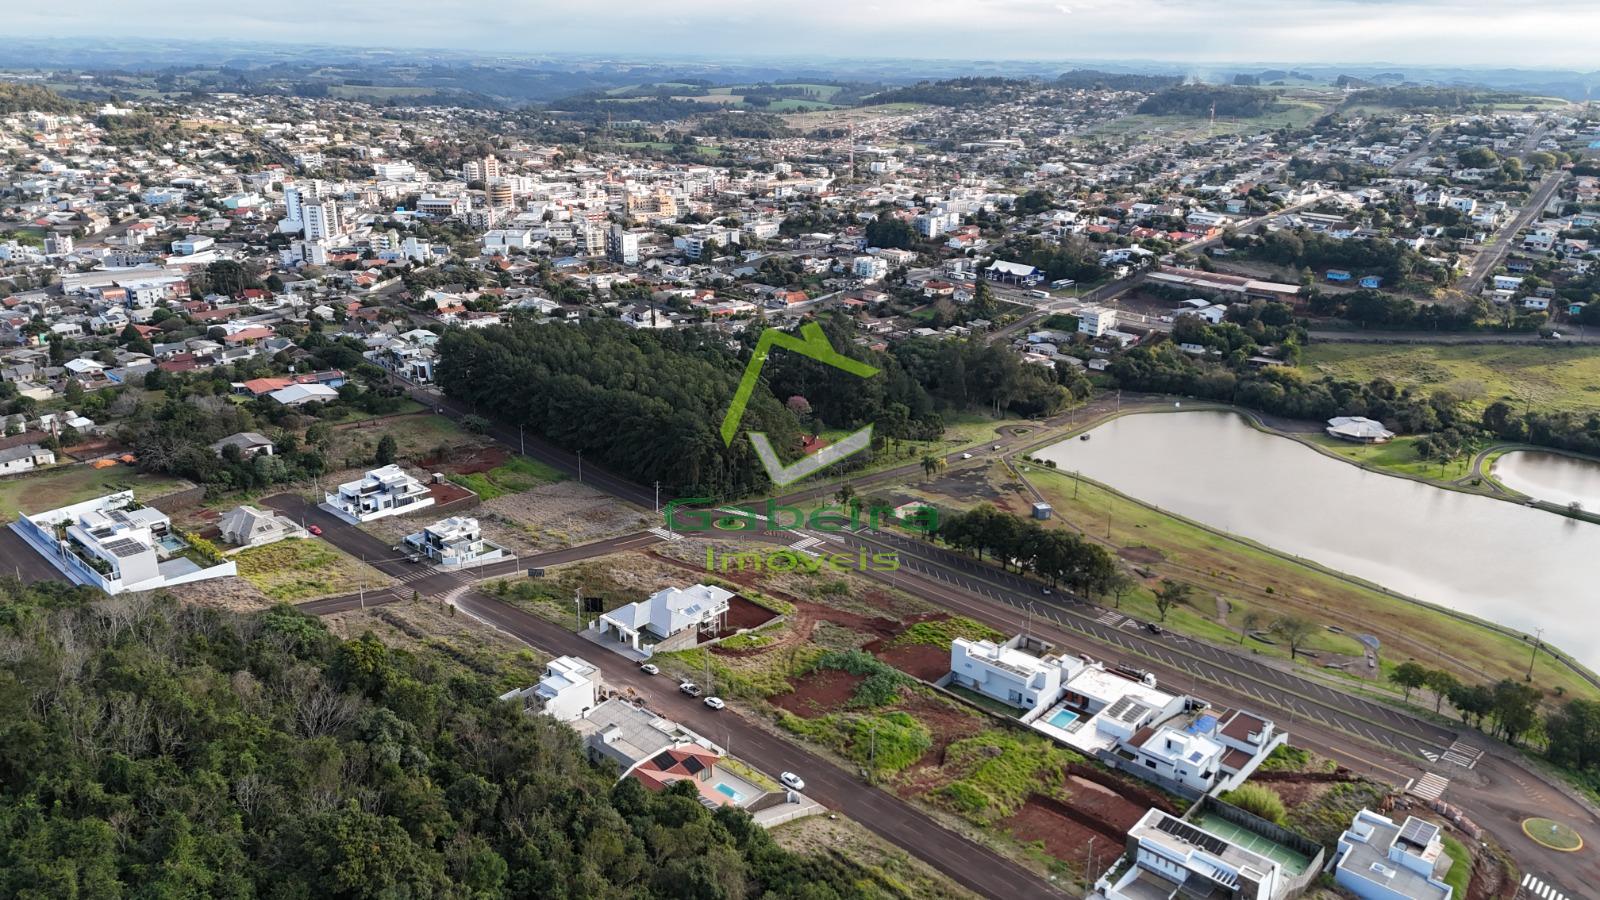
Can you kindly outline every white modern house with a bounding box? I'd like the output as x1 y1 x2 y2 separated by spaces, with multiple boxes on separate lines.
11 491 237 594
949 636 1067 719
403 516 506 569
1096 807 1316 900
322 465 435 523
1333 810 1454 900
500 656 602 723
593 583 734 653
951 635 1284 796
219 505 305 549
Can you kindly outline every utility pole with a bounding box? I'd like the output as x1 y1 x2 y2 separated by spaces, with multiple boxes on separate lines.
654 480 661 513
577 450 583 484
1086 836 1098 882
519 424 525 456
867 720 877 785
1527 627 1544 680
575 587 583 629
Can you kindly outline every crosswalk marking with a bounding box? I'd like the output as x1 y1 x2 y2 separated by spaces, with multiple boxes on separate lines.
648 527 683 542
1440 739 1483 769
1419 749 1440 762
1523 873 1569 900
1408 772 1449 802
1095 610 1124 626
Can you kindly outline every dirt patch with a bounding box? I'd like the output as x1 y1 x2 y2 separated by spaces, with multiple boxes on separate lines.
427 480 474 505
875 642 951 681
722 594 782 632
1003 797 1112 872
1061 773 1151 832
895 693 980 756
771 668 864 718
1117 545 1165 565
422 445 508 476
925 466 1004 503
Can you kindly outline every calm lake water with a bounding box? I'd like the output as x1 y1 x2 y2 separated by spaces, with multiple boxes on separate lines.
1493 450 1600 512
1036 411 1600 667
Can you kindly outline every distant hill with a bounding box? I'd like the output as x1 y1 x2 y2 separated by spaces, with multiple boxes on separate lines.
1055 70 1181 91
1137 85 1284 118
0 82 88 115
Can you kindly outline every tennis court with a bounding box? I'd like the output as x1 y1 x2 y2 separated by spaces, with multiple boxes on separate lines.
1192 813 1313 875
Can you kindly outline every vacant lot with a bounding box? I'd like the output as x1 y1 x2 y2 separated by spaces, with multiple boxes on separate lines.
448 456 563 500
1302 344 1600 414
0 465 189 521
326 414 483 470
234 538 392 602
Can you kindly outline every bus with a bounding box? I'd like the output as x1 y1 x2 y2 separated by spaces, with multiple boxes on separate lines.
1029 289 1051 299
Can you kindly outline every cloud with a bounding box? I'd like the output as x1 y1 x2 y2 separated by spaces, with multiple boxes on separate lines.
8 0 1600 68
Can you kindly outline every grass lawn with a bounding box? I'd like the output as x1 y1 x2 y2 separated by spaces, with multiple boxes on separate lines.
1441 834 1473 898
233 538 390 602
1302 344 1600 414
1306 435 1474 482
0 466 189 522
1014 465 1600 700
328 413 475 467
329 399 426 424
448 456 563 500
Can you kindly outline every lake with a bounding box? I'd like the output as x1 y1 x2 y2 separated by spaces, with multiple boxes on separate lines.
1036 411 1600 666
1492 450 1600 512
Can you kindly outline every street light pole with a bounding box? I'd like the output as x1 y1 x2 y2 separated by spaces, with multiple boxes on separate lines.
577 450 583 484
519 424 525 456
654 480 660 513
1527 627 1544 680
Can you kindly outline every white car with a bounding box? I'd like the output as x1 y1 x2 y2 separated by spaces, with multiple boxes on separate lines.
960 452 973 459
780 771 805 791
704 696 725 710
639 663 659 676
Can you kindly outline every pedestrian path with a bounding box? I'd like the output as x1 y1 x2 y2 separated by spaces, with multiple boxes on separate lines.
789 535 824 557
1521 872 1570 900
1407 772 1449 802
1440 739 1483 769
648 527 683 542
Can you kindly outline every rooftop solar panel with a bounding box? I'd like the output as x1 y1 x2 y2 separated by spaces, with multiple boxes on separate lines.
1155 814 1229 856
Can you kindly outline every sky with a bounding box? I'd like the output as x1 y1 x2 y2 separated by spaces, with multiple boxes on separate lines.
13 0 1600 69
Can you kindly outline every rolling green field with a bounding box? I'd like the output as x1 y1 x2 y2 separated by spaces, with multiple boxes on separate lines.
0 466 189 522
1302 344 1600 414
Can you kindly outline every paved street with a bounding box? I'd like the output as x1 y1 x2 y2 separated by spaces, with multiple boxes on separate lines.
1457 169 1567 295
280 494 1065 899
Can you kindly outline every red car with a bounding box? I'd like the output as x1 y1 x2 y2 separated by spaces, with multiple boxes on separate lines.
306 524 323 536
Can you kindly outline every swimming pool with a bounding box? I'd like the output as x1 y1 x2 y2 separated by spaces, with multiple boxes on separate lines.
714 783 745 803
1047 709 1079 729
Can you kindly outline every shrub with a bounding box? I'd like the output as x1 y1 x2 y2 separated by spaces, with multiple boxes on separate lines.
850 712 932 774
890 616 1003 648
1221 784 1288 825
811 650 911 708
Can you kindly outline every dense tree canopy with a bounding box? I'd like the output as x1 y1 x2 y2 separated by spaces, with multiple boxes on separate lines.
0 582 882 899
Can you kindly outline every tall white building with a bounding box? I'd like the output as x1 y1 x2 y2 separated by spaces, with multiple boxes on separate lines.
302 200 345 242
283 180 323 226
607 225 640 265
462 155 502 183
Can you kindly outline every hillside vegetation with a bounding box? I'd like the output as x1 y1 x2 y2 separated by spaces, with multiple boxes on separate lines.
0 581 882 899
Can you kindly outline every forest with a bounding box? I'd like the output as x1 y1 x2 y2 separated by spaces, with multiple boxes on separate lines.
1136 86 1283 118
0 581 882 899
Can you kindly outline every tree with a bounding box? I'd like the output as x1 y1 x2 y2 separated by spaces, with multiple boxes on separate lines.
374 434 398 466
1238 610 1264 645
1424 669 1460 715
920 454 945 480
1389 661 1429 703
1449 682 1495 727
1153 579 1192 622
1106 572 1135 610
1270 615 1318 660
834 482 857 511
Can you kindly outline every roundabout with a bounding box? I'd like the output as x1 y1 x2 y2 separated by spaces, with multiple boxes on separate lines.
1522 818 1583 852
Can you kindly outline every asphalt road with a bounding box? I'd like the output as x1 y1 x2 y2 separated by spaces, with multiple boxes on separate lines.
281 497 1065 899
0 525 72 583
1458 170 1566 295
832 528 1458 763
451 588 1068 900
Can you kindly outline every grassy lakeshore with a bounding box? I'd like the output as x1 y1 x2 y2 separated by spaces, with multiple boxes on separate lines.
1012 464 1598 701
1302 343 1600 415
